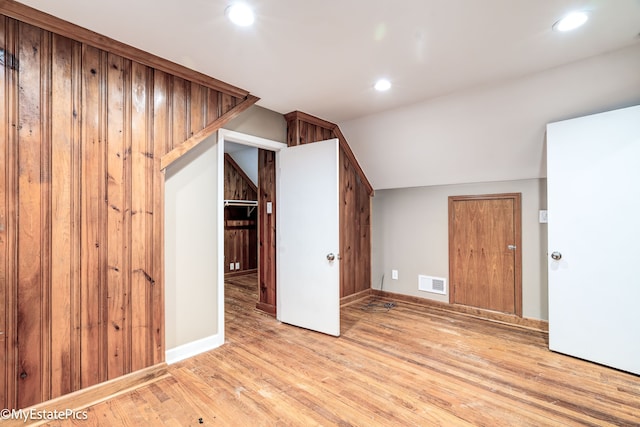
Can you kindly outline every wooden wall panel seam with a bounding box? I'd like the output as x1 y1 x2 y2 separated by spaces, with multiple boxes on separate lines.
40 26 52 403
122 57 133 376
0 14 20 410
70 35 82 394
0 15 8 410
144 64 154 369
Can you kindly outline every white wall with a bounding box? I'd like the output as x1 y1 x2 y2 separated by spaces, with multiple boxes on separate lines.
229 147 258 186
341 44 640 190
344 45 640 321
162 106 286 363
165 136 219 361
225 105 287 143
372 179 548 320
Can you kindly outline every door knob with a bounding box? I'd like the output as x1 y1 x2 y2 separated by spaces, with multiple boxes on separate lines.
327 253 336 261
551 251 562 261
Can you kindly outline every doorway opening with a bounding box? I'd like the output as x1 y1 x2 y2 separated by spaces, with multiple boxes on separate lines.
217 130 287 340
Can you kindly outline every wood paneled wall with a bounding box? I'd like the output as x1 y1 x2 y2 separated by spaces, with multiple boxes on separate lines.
284 111 372 298
224 154 258 275
0 3 255 410
257 149 277 315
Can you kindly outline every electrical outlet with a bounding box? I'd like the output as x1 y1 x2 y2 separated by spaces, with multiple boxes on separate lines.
235 262 240 270
391 269 398 280
229 263 235 271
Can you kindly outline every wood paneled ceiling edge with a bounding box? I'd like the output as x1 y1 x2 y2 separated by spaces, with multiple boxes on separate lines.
0 0 249 98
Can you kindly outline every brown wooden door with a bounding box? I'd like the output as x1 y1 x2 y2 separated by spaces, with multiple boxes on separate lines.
449 194 522 315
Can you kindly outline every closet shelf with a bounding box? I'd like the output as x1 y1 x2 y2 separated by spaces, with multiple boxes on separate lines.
224 199 258 216
224 199 258 207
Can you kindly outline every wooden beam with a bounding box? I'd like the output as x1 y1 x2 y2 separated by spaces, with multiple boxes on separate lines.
283 110 336 130
160 95 259 170
0 0 249 97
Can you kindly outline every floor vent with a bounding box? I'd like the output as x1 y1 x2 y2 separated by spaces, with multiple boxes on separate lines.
418 275 447 295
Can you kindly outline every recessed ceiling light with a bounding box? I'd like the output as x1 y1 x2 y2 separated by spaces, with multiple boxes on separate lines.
553 11 588 32
374 79 391 92
226 3 255 27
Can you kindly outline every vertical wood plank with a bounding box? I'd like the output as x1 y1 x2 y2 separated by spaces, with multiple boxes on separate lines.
171 76 187 150
1 16 19 411
50 32 76 399
220 93 237 116
340 151 357 297
122 58 133 375
0 16 7 410
39 26 52 404
189 82 204 135
151 161 165 364
153 71 171 155
16 21 44 408
69 37 82 393
257 149 277 315
206 88 220 123
130 61 152 371
151 70 167 364
105 53 127 380
314 124 323 142
286 118 299 147
80 44 107 389
143 68 155 366
356 176 371 293
0 15 16 410
299 121 308 145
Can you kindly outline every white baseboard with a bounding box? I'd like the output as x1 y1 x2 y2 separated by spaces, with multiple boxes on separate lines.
165 333 224 365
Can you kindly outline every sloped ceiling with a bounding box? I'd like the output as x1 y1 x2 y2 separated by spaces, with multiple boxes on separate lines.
12 0 640 188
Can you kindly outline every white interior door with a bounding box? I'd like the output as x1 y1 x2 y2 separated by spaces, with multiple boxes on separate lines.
277 138 340 336
547 105 640 375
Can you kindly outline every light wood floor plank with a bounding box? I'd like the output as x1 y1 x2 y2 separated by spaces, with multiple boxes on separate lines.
38 273 640 426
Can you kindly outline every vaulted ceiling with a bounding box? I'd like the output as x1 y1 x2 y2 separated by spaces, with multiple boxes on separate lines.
15 0 640 123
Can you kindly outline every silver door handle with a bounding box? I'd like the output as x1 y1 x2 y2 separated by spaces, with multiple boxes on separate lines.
551 251 562 260
507 245 517 250
327 253 335 261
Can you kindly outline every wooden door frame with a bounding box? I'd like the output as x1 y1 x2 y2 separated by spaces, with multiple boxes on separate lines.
216 130 287 342
448 193 522 317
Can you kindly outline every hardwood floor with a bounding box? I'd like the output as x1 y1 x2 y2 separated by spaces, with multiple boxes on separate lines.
42 273 639 426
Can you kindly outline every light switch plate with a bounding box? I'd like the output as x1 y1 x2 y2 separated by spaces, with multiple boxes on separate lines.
539 210 548 224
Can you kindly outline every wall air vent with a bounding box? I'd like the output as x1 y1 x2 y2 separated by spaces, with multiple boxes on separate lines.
418 275 447 295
